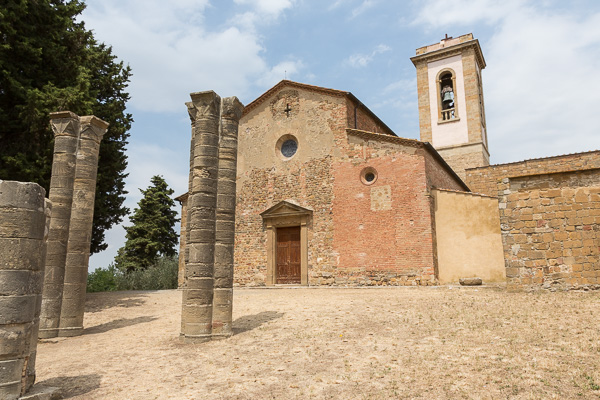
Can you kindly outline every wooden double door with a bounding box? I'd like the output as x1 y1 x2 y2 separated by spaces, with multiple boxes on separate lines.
276 226 301 284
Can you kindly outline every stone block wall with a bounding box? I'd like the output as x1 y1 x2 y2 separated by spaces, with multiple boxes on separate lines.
437 143 489 182
500 169 600 291
235 87 347 286
465 150 600 196
466 151 600 291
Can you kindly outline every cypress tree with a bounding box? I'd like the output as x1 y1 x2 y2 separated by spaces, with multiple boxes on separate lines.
115 176 180 272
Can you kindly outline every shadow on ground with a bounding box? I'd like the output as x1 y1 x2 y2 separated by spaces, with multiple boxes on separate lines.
83 316 158 335
233 311 284 335
36 374 101 399
85 290 152 313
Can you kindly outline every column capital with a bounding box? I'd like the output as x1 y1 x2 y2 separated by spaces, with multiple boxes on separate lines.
221 97 244 121
49 111 80 138
80 116 109 143
188 91 221 121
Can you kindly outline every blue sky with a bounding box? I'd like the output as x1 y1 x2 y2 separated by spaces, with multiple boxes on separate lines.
83 0 600 270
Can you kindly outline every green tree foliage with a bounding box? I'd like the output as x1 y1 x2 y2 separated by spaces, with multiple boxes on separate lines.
87 256 178 292
0 0 132 253
115 176 179 272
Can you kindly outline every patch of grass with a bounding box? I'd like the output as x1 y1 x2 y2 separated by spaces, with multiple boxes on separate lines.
585 374 600 391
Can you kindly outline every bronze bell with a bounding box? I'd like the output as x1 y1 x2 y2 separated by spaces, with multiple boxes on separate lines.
442 90 454 103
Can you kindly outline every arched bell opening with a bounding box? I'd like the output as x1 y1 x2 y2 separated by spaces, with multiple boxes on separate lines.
436 69 458 122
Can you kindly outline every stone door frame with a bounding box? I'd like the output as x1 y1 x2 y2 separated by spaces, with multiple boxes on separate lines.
260 201 312 286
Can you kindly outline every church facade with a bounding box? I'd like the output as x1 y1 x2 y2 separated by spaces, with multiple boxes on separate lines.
178 33 599 290
230 34 507 287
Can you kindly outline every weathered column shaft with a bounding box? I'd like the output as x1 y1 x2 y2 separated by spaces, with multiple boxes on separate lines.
176 193 189 288
181 91 221 343
0 181 48 399
58 116 108 337
212 97 243 339
39 111 80 339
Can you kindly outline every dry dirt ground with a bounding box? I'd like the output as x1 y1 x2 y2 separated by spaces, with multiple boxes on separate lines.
36 287 600 399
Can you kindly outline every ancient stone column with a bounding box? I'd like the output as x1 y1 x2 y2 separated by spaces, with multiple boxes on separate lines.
212 97 243 339
39 111 80 339
175 193 189 288
0 181 48 399
58 116 108 337
181 91 221 343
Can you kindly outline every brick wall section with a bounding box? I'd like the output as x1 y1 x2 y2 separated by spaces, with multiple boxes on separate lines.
330 130 466 286
345 98 395 136
333 132 434 285
423 149 467 192
466 151 600 291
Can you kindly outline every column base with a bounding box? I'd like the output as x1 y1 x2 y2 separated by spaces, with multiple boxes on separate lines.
211 332 233 340
19 384 61 400
180 333 212 343
57 326 83 337
37 329 58 339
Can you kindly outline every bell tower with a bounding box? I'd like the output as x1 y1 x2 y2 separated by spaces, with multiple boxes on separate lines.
411 33 489 181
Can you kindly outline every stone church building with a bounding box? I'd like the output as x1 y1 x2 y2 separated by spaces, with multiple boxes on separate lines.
178 33 600 290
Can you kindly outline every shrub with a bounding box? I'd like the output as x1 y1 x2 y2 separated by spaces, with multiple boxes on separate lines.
116 255 179 291
87 255 179 292
87 264 120 293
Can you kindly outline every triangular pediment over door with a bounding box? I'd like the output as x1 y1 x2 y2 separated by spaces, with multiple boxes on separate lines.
260 200 313 220
260 200 311 286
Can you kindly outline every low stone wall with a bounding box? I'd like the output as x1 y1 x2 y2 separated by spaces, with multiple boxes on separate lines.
0 181 50 399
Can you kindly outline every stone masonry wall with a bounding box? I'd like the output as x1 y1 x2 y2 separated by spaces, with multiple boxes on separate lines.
438 143 489 182
500 169 600 291
235 88 347 286
467 151 600 291
465 151 600 196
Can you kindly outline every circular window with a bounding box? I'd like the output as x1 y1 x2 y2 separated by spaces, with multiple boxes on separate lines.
360 167 378 185
281 139 298 158
276 134 299 160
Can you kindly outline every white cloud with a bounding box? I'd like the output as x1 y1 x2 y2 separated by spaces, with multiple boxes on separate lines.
257 59 305 87
412 0 600 163
328 0 347 11
412 0 525 27
234 0 295 18
230 0 295 32
82 0 298 113
351 0 377 19
346 44 391 68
